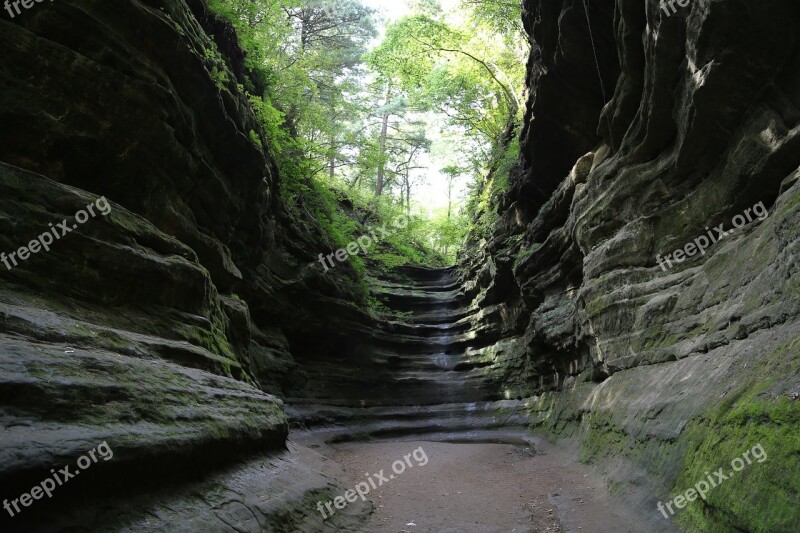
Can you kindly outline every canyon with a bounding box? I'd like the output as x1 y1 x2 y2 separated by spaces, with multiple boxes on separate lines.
1 0 799 532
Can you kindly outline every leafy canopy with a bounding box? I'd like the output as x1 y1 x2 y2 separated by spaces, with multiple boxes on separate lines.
206 0 528 269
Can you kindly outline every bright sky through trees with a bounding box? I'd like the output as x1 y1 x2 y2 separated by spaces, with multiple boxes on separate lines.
207 0 527 263
362 0 466 214
363 0 460 23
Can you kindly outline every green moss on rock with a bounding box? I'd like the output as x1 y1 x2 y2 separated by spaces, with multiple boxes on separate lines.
674 396 800 532
673 336 800 532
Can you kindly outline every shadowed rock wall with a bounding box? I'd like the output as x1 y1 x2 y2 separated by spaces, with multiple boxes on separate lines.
0 1 371 529
1 0 799 530
458 0 800 529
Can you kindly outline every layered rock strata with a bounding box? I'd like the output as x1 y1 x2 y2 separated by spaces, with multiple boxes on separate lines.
452 0 800 529
0 1 371 529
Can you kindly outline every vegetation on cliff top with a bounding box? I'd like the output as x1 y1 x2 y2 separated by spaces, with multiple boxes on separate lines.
206 0 527 268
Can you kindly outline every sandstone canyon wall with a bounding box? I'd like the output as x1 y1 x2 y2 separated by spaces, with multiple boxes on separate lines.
457 0 800 529
0 1 373 529
0 0 798 531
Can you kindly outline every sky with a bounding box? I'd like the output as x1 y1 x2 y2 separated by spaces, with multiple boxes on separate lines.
363 0 461 22
361 0 412 21
359 0 469 215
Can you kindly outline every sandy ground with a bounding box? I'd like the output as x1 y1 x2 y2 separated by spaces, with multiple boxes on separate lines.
325 440 642 533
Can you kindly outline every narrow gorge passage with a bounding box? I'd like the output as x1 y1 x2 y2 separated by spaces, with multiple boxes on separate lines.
292 267 641 532
2 0 799 531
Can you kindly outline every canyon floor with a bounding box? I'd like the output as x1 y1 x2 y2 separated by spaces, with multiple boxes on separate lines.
2 1 800 531
288 267 670 532
306 437 649 532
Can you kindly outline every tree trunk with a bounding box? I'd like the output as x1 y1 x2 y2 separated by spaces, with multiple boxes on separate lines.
328 104 337 180
405 172 411 213
375 111 390 196
447 183 452 220
328 133 336 180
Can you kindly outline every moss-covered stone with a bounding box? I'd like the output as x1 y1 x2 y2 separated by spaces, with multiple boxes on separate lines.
672 337 800 532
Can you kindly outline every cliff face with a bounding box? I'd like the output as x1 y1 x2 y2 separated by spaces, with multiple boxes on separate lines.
2 0 799 530
461 0 800 528
0 1 372 529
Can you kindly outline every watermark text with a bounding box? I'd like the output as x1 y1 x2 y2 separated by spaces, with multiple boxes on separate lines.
317 214 408 272
3 441 114 518
317 446 428 520
656 201 768 271
1 196 112 272
657 442 767 519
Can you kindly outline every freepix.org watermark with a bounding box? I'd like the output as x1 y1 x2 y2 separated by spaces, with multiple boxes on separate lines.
656 201 768 271
1 196 111 271
3 441 114 518
317 446 428 520
317 214 408 272
657 443 767 519
3 0 54 19
660 0 692 18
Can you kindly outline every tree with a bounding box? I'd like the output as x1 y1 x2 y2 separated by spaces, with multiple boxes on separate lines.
365 13 525 146
441 165 468 220
375 88 392 196
459 0 525 42
207 0 525 266
208 0 378 185
364 1 528 242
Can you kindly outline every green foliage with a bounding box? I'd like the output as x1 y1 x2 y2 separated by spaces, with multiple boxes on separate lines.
207 0 377 182
465 135 520 240
515 242 541 268
248 129 263 149
330 184 448 269
425 207 468 261
203 43 231 90
459 0 524 43
366 16 458 87
366 11 524 147
372 252 412 269
206 0 527 274
409 0 443 16
493 135 519 193
248 95 288 154
676 396 800 532
364 3 527 248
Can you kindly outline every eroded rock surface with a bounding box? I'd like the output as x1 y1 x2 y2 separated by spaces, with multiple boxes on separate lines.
0 1 372 530
1 0 799 531
455 0 800 529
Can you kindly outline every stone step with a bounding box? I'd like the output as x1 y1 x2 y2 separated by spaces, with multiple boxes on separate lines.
381 265 458 285
373 278 463 293
291 372 503 406
380 319 473 336
399 306 474 325
288 400 535 443
372 289 469 312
